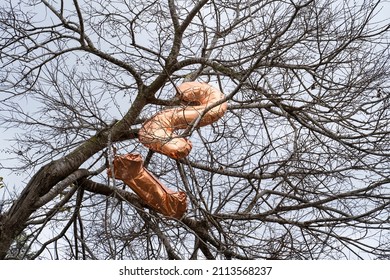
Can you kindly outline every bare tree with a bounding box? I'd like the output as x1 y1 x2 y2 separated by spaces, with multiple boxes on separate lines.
1 0 390 259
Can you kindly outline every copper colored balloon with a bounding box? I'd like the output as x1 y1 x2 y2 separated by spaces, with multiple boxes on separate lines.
107 82 227 218
138 82 228 159
108 153 187 219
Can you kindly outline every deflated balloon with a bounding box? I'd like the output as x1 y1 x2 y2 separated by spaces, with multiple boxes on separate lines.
138 82 228 159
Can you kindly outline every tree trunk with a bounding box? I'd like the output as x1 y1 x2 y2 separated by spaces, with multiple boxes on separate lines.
0 94 148 259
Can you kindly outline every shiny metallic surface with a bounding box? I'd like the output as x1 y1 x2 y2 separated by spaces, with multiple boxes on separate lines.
108 153 187 219
108 82 227 218
138 82 228 159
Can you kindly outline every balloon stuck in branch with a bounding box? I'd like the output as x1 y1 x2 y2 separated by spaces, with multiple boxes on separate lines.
139 82 228 159
108 82 227 218
108 153 187 219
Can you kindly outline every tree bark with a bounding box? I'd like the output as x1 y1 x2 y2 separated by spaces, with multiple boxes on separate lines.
0 93 148 259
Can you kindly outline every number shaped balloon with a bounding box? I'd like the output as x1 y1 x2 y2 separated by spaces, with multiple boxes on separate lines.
108 82 227 218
